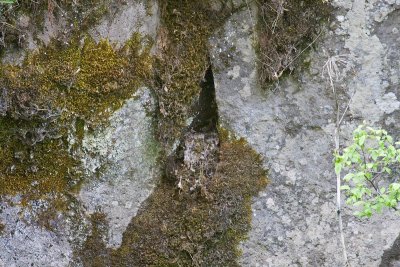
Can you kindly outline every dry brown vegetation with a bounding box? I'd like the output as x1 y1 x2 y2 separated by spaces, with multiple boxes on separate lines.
256 0 331 84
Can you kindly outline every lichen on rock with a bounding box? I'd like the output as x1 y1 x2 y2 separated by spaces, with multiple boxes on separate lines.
0 1 275 266
74 130 267 267
0 32 153 205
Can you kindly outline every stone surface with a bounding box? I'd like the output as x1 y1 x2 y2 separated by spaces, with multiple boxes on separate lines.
90 0 159 48
0 202 73 267
2 0 400 265
209 1 400 266
79 87 160 247
0 87 160 264
0 1 160 264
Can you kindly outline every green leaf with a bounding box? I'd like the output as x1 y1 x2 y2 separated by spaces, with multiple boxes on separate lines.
366 163 374 169
359 135 366 146
371 150 379 161
353 171 366 183
384 167 391 174
0 0 15 3
343 173 354 182
353 200 364 206
340 185 350 191
337 124 400 217
391 183 400 191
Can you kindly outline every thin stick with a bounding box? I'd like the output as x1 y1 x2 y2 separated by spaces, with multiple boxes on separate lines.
339 90 356 126
323 55 351 267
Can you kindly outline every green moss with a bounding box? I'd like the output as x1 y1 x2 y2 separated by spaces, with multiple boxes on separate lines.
0 33 152 218
256 0 332 86
0 129 80 202
75 212 111 267
1 33 152 125
75 133 268 266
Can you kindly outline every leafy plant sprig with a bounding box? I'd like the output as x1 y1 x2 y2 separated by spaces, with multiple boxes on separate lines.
0 0 16 4
335 125 400 217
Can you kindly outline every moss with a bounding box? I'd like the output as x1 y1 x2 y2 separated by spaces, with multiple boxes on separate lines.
1 33 152 125
75 212 111 267
256 0 332 86
75 132 268 266
0 130 81 202
0 33 152 221
154 0 241 149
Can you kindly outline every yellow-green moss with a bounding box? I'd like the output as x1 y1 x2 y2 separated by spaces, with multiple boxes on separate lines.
154 1 240 148
76 133 268 266
1 34 152 125
0 33 152 218
0 130 80 202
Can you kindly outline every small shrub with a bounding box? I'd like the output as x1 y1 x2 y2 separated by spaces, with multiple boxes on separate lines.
335 125 400 217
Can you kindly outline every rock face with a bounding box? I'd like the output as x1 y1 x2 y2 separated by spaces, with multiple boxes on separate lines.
0 201 74 267
1 0 400 266
79 88 160 248
90 0 159 47
210 1 400 266
0 88 160 265
0 0 160 265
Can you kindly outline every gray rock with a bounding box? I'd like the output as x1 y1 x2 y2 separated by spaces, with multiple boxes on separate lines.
79 87 160 248
90 0 159 48
0 0 160 262
0 88 160 265
36 12 67 46
209 1 400 266
0 200 74 267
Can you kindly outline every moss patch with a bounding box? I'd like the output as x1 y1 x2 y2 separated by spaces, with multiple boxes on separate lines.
256 0 331 85
76 133 267 266
0 130 80 201
76 212 111 267
0 33 152 223
154 0 241 149
1 34 152 125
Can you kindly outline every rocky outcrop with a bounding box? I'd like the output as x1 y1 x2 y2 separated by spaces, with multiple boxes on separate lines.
0 0 160 265
78 88 160 248
210 1 400 266
1 0 400 266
